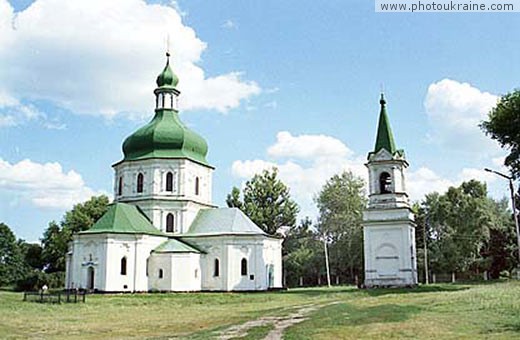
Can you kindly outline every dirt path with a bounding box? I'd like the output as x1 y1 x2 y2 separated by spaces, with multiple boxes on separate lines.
217 301 339 340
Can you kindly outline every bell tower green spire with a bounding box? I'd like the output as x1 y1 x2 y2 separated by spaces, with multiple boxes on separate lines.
374 93 397 154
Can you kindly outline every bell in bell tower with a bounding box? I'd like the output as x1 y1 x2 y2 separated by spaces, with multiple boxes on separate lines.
363 93 418 288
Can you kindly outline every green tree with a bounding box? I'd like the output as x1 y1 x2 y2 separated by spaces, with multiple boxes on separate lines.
0 223 25 286
18 241 44 270
225 187 243 210
41 195 109 273
226 168 299 235
481 90 520 178
420 180 514 278
315 171 367 282
283 218 324 287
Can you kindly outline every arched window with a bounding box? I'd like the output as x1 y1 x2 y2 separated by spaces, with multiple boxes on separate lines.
195 177 200 195
214 259 220 277
379 172 392 194
137 173 144 193
118 176 123 196
120 257 127 276
166 172 173 192
158 269 163 279
241 258 248 276
166 213 174 233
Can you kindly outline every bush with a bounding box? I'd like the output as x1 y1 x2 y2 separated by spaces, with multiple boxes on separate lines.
15 270 65 291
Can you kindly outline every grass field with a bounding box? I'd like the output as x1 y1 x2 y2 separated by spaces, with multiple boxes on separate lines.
0 281 519 339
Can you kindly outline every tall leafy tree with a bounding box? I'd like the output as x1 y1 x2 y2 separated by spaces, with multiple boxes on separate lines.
420 180 518 277
315 171 367 281
226 168 299 235
0 223 25 286
481 90 520 178
283 218 324 286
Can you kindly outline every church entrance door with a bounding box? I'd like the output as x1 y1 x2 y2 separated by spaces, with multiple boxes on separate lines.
87 267 95 290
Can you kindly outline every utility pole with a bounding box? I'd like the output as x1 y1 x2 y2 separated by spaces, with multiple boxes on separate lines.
424 216 429 284
323 236 331 287
484 168 520 279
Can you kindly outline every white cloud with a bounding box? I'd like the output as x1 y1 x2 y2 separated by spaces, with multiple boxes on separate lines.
221 19 236 29
0 158 105 209
0 0 260 121
232 131 366 219
424 79 500 154
267 131 352 160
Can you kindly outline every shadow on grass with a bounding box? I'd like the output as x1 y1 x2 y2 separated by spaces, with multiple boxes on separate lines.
283 302 423 340
364 284 470 297
281 284 470 297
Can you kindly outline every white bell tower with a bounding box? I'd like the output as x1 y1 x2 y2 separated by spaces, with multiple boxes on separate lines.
363 94 418 287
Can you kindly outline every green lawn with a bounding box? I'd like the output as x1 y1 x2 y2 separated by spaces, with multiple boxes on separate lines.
0 281 519 339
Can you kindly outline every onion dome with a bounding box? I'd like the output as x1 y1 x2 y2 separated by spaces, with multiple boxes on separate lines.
120 54 210 167
156 52 179 88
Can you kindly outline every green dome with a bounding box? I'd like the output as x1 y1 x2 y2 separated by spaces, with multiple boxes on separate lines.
122 109 209 166
156 55 179 88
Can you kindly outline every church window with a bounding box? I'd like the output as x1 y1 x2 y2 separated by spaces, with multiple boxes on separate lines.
214 259 220 277
166 172 173 192
159 269 163 279
195 177 200 195
241 258 248 276
166 213 174 233
379 172 392 194
118 176 123 196
137 173 144 193
120 257 127 275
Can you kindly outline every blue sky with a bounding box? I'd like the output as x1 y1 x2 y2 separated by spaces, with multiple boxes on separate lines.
0 0 517 242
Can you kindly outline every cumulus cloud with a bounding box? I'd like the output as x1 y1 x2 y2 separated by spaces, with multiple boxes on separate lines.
0 158 105 209
232 131 366 219
0 0 260 121
424 79 500 154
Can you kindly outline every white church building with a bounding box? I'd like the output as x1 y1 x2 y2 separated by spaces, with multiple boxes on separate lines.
65 54 283 292
363 94 418 287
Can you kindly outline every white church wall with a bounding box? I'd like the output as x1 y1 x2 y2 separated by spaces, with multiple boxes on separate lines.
148 253 172 291
148 252 201 291
183 235 282 291
71 234 165 292
68 235 108 291
263 238 283 289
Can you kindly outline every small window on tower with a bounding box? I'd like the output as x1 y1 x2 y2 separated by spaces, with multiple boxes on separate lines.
195 177 200 195
137 173 144 193
166 213 174 233
379 172 392 194
120 257 127 276
159 269 163 279
118 176 123 196
166 172 173 192
214 259 220 277
241 258 248 276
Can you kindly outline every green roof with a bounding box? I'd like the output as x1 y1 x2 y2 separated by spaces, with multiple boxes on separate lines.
80 203 164 236
122 109 210 166
184 208 268 236
153 238 202 254
156 53 179 88
374 93 398 154
120 55 210 166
